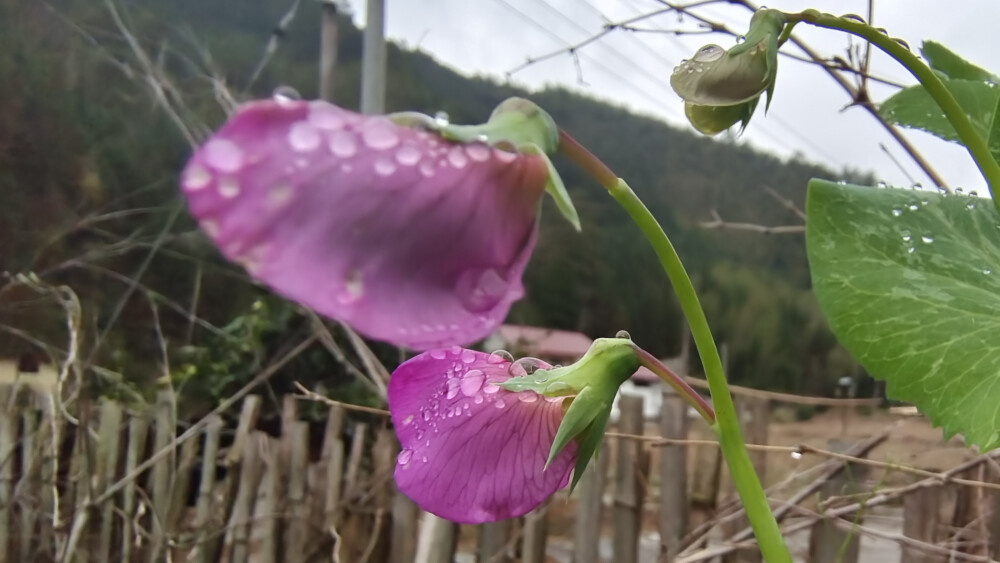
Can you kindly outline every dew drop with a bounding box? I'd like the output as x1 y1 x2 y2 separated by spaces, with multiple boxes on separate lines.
374 158 397 176
218 178 240 199
200 220 220 237
430 349 447 360
494 149 517 164
841 13 866 23
891 208 903 217
434 111 450 127
308 102 346 129
476 133 488 143
483 382 500 394
967 201 976 210
402 415 415 426
272 85 301 105
447 146 469 168
395 144 422 166
456 268 508 313
422 411 431 421
921 235 934 243
983 268 992 275
329 130 357 158
790 450 803 460
494 399 506 409
970 191 979 197
911 182 923 191
615 330 631 340
510 357 546 377
876 180 888 189
519 391 538 403
397 449 413 465
489 350 514 364
461 369 485 396
466 144 491 162
907 247 916 254
908 203 919 211
894 37 911 51
901 231 912 242
543 381 571 394
268 184 293 206
955 187 965 195
422 456 428 463
473 394 484 404
362 119 400 150
183 165 212 191
461 349 477 364
693 44 725 62
288 122 321 152
735 35 746 44
336 270 364 304
446 379 461 400
203 139 244 173
419 161 436 177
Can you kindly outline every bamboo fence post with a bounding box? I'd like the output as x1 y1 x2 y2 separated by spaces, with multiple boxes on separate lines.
521 500 550 563
0 387 16 563
322 405 346 535
573 438 608 563
248 437 278 563
989 463 1000 560
413 512 457 563
902 484 955 563
148 389 175 563
190 414 223 563
276 396 297 545
479 519 512 563
807 439 865 563
121 412 150 563
166 435 199 541
215 396 263 563
221 431 266 563
659 389 690 560
284 422 310 563
95 400 124 563
612 394 645 563
19 398 40 561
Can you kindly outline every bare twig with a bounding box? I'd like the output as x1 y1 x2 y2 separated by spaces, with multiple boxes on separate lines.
700 209 805 234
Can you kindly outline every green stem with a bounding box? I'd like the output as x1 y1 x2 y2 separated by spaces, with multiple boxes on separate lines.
608 179 791 563
786 10 1000 210
633 345 716 424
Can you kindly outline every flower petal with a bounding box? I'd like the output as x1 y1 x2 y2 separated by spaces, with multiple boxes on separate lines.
389 348 576 523
181 99 549 350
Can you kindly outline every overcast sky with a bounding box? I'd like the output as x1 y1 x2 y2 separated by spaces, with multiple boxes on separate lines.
341 0 999 194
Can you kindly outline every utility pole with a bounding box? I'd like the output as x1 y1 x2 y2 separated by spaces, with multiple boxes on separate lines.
319 0 340 101
360 0 386 114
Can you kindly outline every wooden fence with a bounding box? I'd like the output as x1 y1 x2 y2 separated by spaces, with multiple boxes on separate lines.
0 382 998 563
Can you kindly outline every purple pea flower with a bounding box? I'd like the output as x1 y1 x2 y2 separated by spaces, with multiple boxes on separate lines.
180 98 575 350
389 347 576 524
389 338 646 523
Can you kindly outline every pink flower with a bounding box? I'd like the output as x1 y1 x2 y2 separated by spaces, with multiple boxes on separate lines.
180 99 551 350
388 347 576 523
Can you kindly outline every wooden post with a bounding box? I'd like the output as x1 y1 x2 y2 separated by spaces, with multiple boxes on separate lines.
148 390 175 563
612 394 645 563
989 464 1000 560
319 0 339 101
521 500 550 563
389 486 418 563
191 415 224 563
222 431 266 563
413 512 457 563
248 437 279 563
0 387 16 563
902 484 956 563
807 439 865 563
95 400 124 563
120 413 150 563
19 401 39 562
214 396 263 563
723 396 769 563
322 406 346 536
573 443 608 563
659 389 690 560
284 422 310 563
479 519 512 563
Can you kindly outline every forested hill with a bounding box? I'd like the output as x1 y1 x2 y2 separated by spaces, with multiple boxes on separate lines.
0 0 870 400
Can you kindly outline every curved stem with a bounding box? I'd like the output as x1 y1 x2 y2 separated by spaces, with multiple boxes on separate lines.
633 345 716 424
786 10 1000 209
608 179 790 562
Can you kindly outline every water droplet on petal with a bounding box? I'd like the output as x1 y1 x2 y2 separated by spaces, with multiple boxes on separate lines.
434 111 450 127
615 330 631 340
308 102 346 129
268 184 293 206
336 270 364 304
494 398 506 409
461 369 485 396
446 379 461 400
693 44 725 62
273 85 301 105
466 144 491 162
374 158 397 176
402 415 415 426
430 349 447 360
494 149 517 164
397 449 413 465
203 139 244 173
447 146 469 169
488 350 514 364
483 382 500 394
422 411 431 421
183 165 212 191
510 357 547 377
218 178 240 199
519 391 538 403
460 349 476 364
329 130 357 158
289 121 321 152
396 144 422 166
362 119 400 150
456 268 508 313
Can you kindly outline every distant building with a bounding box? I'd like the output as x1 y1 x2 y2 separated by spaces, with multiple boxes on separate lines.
485 324 694 420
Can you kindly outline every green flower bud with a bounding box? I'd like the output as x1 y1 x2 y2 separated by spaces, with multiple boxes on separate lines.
500 337 639 490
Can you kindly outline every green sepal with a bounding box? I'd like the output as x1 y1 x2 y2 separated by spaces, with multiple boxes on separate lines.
519 143 581 231
568 406 610 492
684 98 759 136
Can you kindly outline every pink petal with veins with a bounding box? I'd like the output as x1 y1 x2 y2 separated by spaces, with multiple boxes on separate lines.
180 99 548 350
389 348 576 523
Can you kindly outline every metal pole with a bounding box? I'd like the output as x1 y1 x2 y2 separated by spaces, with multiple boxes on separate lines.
319 0 340 101
360 0 386 114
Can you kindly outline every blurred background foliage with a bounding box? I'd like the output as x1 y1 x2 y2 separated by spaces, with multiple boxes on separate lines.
0 0 875 416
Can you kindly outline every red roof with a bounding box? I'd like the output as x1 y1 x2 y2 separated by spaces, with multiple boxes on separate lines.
494 324 593 360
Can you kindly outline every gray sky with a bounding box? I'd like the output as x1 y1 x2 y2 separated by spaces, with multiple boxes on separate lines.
346 0 999 193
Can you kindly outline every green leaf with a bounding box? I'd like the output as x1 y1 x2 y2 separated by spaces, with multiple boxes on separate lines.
806 179 1000 450
921 41 998 83
988 93 1000 166
879 79 999 143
